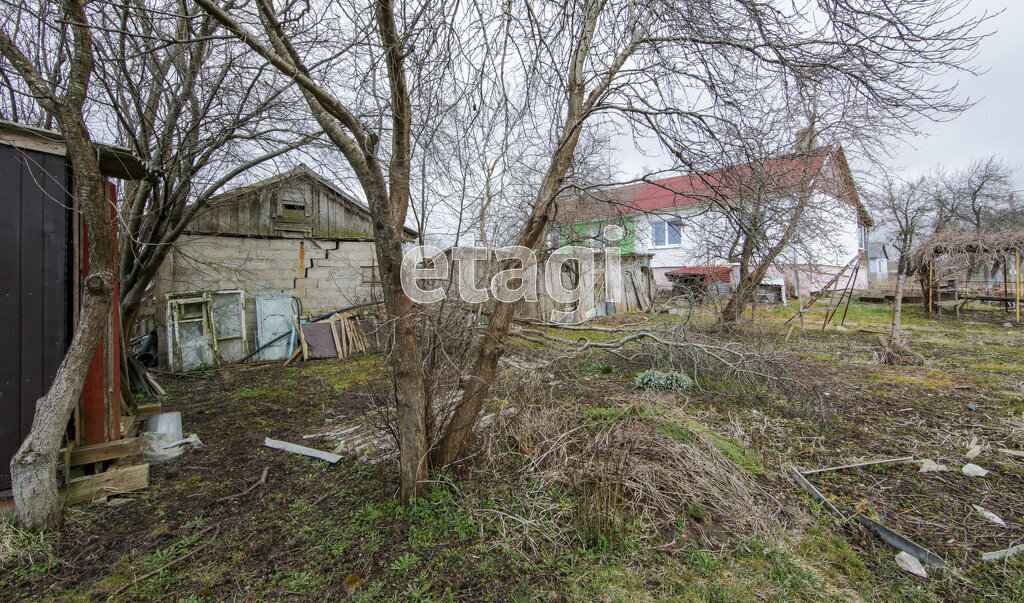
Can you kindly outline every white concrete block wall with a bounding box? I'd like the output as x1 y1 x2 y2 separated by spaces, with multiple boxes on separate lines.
152 234 380 366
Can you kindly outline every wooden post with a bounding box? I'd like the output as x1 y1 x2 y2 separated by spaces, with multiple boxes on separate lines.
1011 247 1019 321
297 242 306 301
928 261 934 319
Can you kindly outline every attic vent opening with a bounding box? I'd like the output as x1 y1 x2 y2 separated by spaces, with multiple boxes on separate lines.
283 203 305 211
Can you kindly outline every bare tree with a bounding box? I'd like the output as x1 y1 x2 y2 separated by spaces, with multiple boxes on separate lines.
938 157 1017 232
0 0 116 530
88 0 316 330
866 175 935 343
934 157 1019 286
191 0 986 498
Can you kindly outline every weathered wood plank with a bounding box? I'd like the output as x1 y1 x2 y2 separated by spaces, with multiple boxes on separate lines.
135 403 163 418
62 464 149 504
67 438 141 466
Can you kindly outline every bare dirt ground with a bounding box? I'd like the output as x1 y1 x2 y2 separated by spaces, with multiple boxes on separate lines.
1 300 1022 601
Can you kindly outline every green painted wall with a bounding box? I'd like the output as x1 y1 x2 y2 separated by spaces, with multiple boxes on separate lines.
550 217 636 254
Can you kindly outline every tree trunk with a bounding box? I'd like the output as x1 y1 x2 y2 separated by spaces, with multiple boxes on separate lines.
890 270 908 341
3 0 113 530
12 276 112 529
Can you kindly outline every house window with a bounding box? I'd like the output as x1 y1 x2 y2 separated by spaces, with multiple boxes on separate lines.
589 225 606 249
360 265 379 286
858 225 868 251
652 219 681 247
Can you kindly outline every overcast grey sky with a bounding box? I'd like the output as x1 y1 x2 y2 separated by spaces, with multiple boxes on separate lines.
615 1 1022 189
892 0 1023 186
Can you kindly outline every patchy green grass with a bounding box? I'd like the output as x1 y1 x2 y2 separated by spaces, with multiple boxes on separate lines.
5 301 1024 601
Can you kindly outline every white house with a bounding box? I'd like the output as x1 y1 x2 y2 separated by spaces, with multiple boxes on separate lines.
556 145 872 299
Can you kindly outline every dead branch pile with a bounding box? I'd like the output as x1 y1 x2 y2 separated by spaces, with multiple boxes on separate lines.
511 318 815 402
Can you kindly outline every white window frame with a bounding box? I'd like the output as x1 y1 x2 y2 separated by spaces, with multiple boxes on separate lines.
651 217 682 248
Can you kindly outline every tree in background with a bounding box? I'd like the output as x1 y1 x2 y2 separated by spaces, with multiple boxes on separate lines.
934 157 1019 286
0 1 318 333
91 1 316 331
865 175 935 354
191 0 988 501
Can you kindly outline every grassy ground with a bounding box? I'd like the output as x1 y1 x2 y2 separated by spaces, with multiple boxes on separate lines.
1 298 1022 601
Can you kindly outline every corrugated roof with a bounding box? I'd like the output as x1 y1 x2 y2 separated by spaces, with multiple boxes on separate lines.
595 146 833 214
665 266 732 283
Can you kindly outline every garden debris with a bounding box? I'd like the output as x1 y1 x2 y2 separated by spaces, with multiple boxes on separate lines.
859 515 945 567
141 413 201 464
961 463 989 477
802 456 913 475
998 448 1024 459
792 466 945 568
895 551 928 578
263 437 342 464
219 466 269 502
972 505 1006 527
290 306 379 363
919 459 949 472
791 467 846 520
142 432 202 464
966 403 979 411
981 543 1024 562
965 445 982 460
108 525 221 598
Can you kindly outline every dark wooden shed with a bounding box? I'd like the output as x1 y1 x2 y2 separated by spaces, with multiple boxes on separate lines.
0 119 148 494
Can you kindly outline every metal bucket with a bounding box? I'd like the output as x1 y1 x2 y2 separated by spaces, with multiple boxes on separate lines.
146 412 183 441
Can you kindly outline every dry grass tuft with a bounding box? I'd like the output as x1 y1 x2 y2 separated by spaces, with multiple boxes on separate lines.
873 335 925 366
478 373 784 550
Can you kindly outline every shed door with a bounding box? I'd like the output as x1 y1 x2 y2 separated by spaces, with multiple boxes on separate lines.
255 293 294 361
0 146 69 490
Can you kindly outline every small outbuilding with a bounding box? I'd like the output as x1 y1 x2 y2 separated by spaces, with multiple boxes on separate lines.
149 165 415 369
0 119 150 497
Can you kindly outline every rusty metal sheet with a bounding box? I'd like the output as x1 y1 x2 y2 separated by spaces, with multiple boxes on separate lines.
301 323 338 359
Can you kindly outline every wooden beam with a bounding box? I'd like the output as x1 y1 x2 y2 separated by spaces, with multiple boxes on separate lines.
66 438 141 466
62 464 149 504
135 403 163 419
330 321 344 359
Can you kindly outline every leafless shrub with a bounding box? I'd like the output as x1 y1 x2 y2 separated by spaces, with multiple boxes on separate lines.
873 335 925 366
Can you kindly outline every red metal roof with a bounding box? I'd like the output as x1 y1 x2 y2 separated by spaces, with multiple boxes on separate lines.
591 146 834 215
665 266 732 283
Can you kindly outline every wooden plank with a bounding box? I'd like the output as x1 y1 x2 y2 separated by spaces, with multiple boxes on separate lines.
67 438 141 466
330 321 344 360
338 317 349 358
144 371 166 396
62 464 149 504
293 315 309 360
263 437 342 464
135 403 163 419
